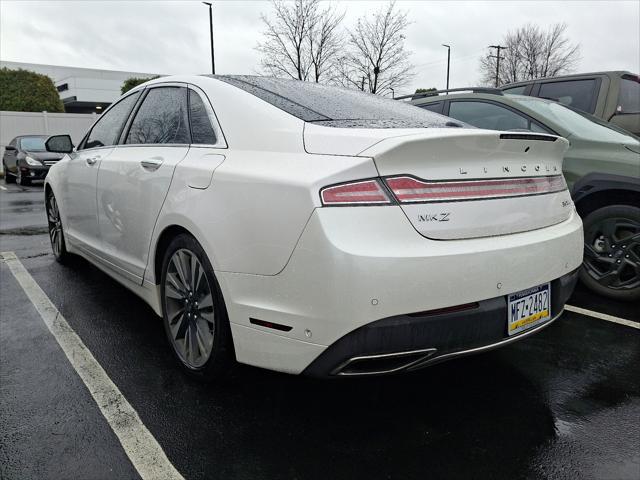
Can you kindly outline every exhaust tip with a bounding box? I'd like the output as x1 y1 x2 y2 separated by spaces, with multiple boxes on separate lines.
332 348 437 376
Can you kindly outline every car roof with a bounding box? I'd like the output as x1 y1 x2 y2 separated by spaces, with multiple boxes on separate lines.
502 71 636 88
409 92 545 105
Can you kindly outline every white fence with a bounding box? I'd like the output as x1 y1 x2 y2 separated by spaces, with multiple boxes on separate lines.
0 111 97 173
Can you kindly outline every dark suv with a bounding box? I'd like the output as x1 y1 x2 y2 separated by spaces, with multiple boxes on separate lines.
501 71 640 137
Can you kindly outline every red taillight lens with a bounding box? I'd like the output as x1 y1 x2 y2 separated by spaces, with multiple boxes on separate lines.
320 179 391 205
385 175 566 203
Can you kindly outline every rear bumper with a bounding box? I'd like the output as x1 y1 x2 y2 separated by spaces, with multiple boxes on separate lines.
219 206 583 375
302 268 578 377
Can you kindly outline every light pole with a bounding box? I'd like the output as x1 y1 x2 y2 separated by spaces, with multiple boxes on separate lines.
203 2 215 75
390 88 395 99
442 44 450 91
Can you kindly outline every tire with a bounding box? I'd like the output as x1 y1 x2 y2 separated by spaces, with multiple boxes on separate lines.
580 204 640 302
3 163 15 184
17 168 30 186
46 191 70 263
160 233 234 381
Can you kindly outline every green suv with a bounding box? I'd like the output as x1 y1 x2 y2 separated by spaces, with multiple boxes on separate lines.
409 90 640 301
502 71 640 137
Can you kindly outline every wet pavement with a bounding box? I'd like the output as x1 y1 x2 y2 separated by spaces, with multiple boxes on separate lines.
1 183 639 480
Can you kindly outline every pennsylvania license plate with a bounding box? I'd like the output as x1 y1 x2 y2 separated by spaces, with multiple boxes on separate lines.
507 283 551 336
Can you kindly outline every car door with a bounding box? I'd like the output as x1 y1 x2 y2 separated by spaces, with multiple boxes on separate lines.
61 91 141 255
446 100 551 133
96 85 190 283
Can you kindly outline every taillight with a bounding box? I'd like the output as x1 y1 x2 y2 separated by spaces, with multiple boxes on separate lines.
320 179 391 205
385 175 566 203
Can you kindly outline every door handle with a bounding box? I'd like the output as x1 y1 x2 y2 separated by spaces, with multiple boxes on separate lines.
140 158 163 171
86 156 99 165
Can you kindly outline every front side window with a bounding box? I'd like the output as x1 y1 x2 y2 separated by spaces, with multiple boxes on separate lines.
618 76 640 114
126 87 190 145
537 79 598 113
189 90 217 144
84 91 141 149
448 101 529 131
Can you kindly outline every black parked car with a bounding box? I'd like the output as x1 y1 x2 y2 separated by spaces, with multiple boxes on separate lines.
2 135 64 185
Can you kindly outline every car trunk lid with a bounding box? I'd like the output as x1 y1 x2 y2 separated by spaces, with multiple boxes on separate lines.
360 130 573 239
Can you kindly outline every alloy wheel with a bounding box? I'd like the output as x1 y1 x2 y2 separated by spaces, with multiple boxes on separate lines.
47 195 63 257
583 216 640 291
164 248 216 369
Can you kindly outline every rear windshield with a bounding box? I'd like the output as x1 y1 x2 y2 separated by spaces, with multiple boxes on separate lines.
19 137 47 151
214 75 452 129
618 75 640 114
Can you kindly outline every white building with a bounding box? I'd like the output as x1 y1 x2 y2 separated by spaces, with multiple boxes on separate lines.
1 60 160 113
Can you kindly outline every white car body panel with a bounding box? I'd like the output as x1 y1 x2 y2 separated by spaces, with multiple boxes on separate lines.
96 144 189 282
217 207 583 373
61 147 113 255
44 74 584 377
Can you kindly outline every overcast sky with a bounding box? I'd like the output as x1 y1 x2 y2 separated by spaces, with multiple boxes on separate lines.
1 0 638 95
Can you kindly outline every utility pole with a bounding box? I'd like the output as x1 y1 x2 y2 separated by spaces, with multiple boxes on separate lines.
488 45 507 87
203 2 215 74
442 44 450 91
390 88 395 99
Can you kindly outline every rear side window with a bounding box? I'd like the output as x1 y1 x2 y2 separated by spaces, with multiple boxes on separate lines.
537 79 598 113
84 91 140 149
448 101 529 131
419 102 444 114
189 90 217 144
126 87 190 145
618 76 640 114
502 85 528 95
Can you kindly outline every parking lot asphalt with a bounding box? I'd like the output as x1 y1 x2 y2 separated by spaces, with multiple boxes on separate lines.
1 182 639 480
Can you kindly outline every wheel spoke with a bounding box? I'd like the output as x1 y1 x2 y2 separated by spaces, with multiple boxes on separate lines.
195 326 208 358
198 292 213 310
173 251 191 291
166 272 186 296
583 243 601 260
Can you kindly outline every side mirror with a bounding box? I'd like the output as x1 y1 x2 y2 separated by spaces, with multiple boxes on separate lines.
5 145 16 151
45 135 74 154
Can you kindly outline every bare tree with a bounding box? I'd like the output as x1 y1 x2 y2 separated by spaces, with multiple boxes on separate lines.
308 4 345 82
256 0 344 83
480 23 581 86
336 1 414 95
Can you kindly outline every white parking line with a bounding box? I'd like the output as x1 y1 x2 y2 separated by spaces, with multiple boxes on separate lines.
565 304 639 329
1 251 184 480
0 185 7 191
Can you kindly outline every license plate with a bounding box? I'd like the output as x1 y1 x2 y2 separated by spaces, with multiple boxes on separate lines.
507 283 550 336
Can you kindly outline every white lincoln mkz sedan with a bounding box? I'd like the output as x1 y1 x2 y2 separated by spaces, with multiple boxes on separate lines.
44 75 583 379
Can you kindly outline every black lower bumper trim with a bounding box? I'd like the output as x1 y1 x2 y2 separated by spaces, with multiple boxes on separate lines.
302 269 579 378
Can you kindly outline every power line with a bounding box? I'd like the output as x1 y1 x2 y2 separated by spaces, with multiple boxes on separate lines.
488 45 507 87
